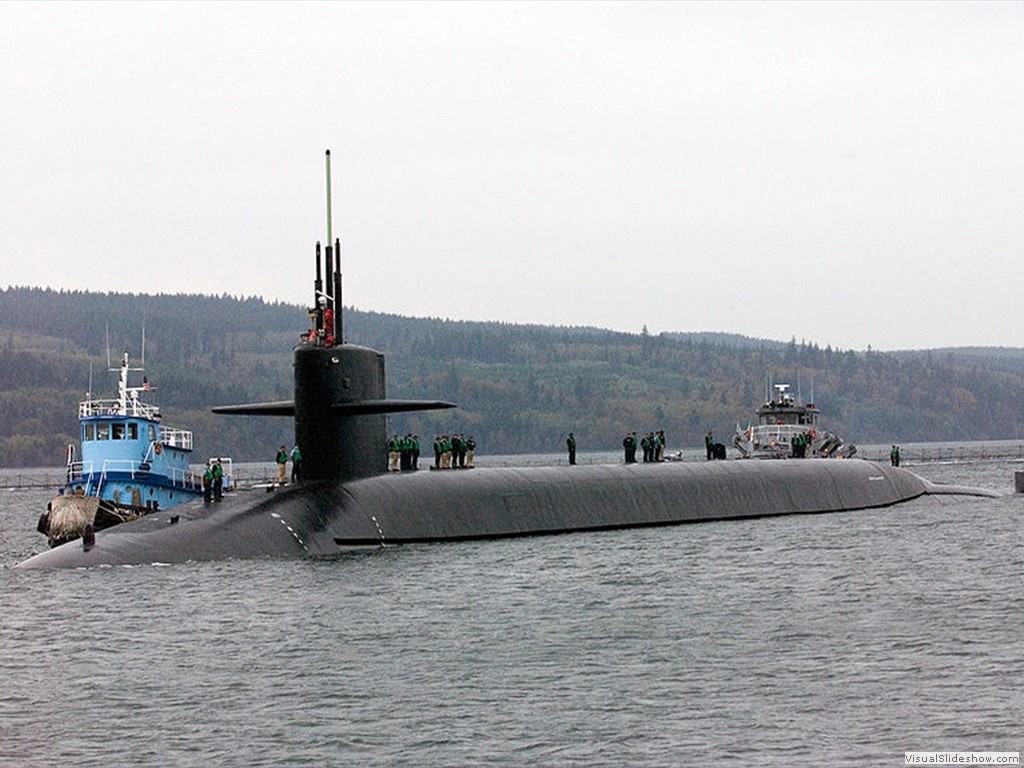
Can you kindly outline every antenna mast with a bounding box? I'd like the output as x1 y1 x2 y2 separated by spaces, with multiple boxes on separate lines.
325 149 343 344
326 149 333 248
309 150 344 347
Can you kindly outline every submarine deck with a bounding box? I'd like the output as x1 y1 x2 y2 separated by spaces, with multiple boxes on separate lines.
16 459 999 570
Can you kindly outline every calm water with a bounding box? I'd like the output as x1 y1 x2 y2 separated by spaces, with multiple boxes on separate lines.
2 446 1022 766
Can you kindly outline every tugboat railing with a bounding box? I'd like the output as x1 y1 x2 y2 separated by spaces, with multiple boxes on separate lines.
160 428 193 450
79 398 161 420
67 460 203 493
751 424 806 445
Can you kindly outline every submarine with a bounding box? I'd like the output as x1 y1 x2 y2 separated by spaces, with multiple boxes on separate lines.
16 152 1000 570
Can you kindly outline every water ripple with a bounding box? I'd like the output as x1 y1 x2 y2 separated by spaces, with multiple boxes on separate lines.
2 459 1022 766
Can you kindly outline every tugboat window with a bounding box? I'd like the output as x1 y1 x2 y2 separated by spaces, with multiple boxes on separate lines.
97 423 110 440
112 423 125 440
84 424 95 441
128 423 138 440
148 425 156 442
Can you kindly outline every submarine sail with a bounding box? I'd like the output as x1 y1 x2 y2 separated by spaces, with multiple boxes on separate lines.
212 149 455 483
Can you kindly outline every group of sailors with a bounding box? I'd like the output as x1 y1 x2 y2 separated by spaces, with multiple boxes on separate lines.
622 430 667 464
202 458 226 502
275 445 302 484
790 432 813 458
433 434 475 470
388 434 421 471
387 433 477 471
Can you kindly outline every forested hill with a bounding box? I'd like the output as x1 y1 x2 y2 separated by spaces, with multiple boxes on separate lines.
3 286 1024 468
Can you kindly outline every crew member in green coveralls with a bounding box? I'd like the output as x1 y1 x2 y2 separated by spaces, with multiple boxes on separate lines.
202 461 213 503
442 435 453 469
399 434 410 471
276 445 288 484
388 435 401 471
212 457 224 500
567 432 576 465
290 445 302 483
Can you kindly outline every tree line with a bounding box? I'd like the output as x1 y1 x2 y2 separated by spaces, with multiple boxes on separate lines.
2 286 1024 468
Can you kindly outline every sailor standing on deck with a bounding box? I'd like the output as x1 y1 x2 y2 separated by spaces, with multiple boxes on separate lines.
623 432 638 464
567 432 576 465
290 445 302 483
450 434 461 468
399 434 411 471
388 435 400 471
202 461 213 503
212 457 224 500
442 435 452 469
276 445 288 484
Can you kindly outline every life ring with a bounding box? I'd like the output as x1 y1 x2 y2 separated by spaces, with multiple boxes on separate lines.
154 442 162 455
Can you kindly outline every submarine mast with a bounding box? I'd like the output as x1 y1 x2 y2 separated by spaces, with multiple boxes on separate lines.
314 150 345 347
213 150 454 482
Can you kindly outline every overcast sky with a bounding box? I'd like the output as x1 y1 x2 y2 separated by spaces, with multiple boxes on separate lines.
2 1 1022 351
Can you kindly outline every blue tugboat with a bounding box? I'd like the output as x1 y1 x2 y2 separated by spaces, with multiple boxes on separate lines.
38 351 230 547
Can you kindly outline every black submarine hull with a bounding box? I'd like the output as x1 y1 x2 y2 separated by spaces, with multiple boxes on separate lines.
17 459 990 569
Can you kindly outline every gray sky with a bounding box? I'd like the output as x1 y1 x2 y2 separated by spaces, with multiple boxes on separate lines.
3 1 1022 351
